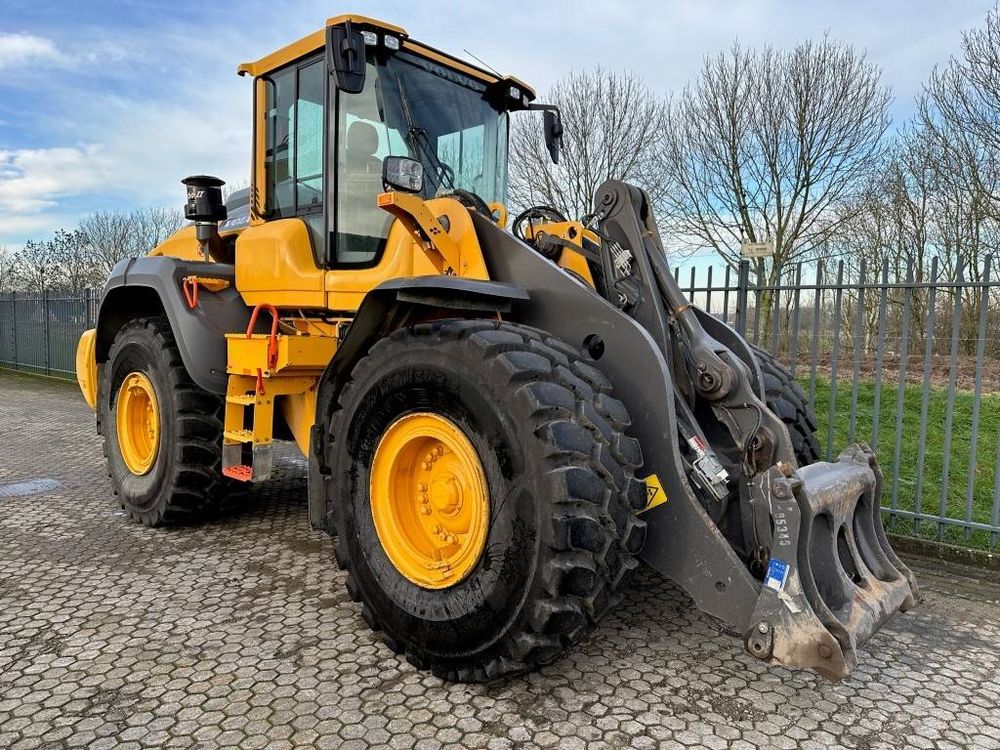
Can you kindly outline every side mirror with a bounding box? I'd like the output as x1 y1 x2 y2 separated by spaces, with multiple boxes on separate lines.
326 21 366 94
528 104 564 165
543 110 563 165
383 156 424 193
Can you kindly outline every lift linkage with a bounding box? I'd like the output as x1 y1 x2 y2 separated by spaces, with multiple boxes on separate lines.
587 181 919 679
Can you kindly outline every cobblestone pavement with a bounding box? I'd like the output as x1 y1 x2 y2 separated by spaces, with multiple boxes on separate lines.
1 370 999 750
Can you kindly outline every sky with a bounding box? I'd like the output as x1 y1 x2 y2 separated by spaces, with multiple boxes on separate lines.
0 0 995 251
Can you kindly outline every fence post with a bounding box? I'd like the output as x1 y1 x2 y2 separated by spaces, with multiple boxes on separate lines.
85 288 93 329
11 291 17 371
734 260 750 335
43 288 50 376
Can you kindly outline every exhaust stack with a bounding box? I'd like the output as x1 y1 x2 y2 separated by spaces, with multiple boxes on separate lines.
182 175 227 260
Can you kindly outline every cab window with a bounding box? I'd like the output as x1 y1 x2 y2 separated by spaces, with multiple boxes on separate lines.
437 123 506 199
333 61 409 265
263 57 325 251
331 52 508 267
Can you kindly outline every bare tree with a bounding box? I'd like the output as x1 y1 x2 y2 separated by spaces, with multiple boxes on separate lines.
919 6 1000 212
2 206 183 295
827 133 938 351
78 207 183 277
917 5 1000 296
509 67 667 220
13 239 60 295
50 228 98 296
131 207 184 255
78 210 133 278
657 37 891 327
0 246 14 292
833 133 935 278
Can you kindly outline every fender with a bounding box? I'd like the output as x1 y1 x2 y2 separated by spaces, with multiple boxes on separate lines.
307 275 530 531
96 256 253 394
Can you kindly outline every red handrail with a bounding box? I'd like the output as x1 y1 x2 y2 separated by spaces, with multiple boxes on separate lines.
246 303 280 370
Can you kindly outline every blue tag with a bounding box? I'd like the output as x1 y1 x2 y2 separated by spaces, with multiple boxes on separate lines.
764 558 790 592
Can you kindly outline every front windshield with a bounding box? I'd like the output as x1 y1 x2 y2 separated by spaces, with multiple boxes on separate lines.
334 50 508 264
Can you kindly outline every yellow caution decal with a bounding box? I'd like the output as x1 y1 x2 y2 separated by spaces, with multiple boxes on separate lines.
641 474 667 512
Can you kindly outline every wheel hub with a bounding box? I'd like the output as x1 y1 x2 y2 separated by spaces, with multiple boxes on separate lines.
370 412 489 589
116 371 160 476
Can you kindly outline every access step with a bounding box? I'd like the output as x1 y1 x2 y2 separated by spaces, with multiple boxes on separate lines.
223 465 254 482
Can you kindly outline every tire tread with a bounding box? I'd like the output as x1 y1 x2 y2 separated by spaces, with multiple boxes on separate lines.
328 319 646 682
101 316 230 526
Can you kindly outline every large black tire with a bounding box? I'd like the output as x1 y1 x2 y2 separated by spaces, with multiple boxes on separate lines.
751 345 821 466
325 319 647 682
99 317 230 526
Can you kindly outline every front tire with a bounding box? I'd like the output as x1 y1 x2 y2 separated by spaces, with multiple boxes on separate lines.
752 345 821 466
99 317 230 526
325 320 647 682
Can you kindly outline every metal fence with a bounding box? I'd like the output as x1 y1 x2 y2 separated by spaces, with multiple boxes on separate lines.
2 257 999 549
0 290 100 378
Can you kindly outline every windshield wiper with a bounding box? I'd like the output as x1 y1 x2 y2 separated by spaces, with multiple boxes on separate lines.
392 73 456 192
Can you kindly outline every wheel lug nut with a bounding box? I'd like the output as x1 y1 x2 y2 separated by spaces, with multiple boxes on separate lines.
422 461 432 470
420 507 431 515
418 483 428 492
433 446 444 457
419 493 429 504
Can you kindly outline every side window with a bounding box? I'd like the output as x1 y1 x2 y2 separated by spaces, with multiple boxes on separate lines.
263 58 325 226
263 67 294 216
334 62 409 265
295 62 324 212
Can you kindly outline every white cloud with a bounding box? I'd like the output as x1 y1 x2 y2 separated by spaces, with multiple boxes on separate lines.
0 146 110 213
0 212 77 242
0 33 64 70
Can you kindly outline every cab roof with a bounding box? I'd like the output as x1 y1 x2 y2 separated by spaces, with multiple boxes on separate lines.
236 14 536 99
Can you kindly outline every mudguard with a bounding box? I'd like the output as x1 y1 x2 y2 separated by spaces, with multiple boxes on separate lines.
96 256 253 394
307 275 529 531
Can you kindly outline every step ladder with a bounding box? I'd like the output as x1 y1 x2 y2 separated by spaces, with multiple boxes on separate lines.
222 304 337 482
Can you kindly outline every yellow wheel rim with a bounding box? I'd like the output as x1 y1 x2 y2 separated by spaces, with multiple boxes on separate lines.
116 371 160 476
370 412 490 589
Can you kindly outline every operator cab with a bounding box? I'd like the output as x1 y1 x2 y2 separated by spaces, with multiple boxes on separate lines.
237 16 544 270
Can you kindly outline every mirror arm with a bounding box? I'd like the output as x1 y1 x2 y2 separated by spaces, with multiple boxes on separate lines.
340 20 359 68
527 103 559 115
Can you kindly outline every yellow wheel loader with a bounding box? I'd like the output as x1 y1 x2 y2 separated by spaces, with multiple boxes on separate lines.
75 15 917 683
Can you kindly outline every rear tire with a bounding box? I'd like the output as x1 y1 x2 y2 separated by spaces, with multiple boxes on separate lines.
325 319 647 682
99 317 230 526
751 345 821 466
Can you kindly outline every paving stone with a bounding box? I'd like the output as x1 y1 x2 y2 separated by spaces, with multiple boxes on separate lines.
1 371 998 749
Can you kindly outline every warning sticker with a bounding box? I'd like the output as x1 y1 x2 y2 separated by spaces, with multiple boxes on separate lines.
764 558 790 592
640 474 667 512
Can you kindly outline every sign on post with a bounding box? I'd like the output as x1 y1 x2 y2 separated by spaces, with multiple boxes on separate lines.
740 239 774 258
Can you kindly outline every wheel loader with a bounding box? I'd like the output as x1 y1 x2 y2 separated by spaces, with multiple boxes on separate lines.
74 15 917 683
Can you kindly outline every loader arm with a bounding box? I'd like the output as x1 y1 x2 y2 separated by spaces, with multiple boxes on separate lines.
474 180 918 681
